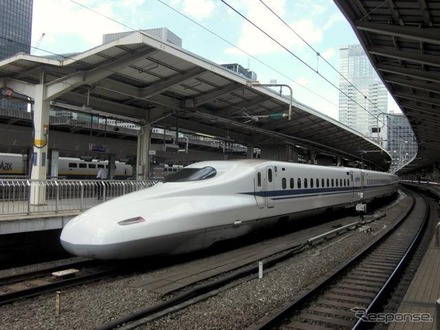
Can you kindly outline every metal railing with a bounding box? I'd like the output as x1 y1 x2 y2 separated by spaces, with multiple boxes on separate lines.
0 179 158 217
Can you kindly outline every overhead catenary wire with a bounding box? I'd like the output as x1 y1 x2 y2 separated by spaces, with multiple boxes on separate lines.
154 0 337 110
72 0 417 151
259 0 391 133
219 0 377 119
38 0 339 113
159 0 413 145
18 0 336 114
5 1 413 146
221 0 414 144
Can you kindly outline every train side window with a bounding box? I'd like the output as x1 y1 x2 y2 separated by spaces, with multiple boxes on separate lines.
282 178 286 189
257 172 262 187
304 178 308 188
297 178 301 189
97 164 104 168
340 179 343 186
88 164 96 169
68 163 77 168
316 178 319 188
79 163 87 168
290 178 294 189
310 178 314 188
268 169 273 183
331 179 334 187
321 178 324 187
327 178 330 187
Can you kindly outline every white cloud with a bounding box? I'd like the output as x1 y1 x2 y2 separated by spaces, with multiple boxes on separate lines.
179 0 217 21
122 0 145 6
32 0 130 55
291 76 309 94
224 2 323 56
320 48 335 61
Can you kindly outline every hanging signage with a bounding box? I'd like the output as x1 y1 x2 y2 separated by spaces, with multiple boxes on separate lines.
89 144 106 153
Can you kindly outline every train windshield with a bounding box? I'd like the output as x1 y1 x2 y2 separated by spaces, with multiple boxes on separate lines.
162 166 217 182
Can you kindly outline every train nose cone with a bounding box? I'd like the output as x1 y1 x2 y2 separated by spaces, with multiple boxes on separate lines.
60 213 124 259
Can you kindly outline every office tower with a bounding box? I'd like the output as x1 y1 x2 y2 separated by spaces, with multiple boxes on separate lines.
0 0 33 60
339 44 388 138
0 0 33 111
386 113 417 171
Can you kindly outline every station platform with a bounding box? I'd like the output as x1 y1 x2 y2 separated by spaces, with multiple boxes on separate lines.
0 208 80 235
0 179 155 235
389 233 440 330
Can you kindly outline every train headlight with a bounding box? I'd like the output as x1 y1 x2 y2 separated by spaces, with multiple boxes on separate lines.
118 216 145 226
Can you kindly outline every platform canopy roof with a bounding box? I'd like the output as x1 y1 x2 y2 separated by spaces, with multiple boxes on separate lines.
334 0 440 175
0 31 391 170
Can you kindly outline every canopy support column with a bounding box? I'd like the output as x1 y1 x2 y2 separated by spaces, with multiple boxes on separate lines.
246 145 254 159
30 84 50 205
108 155 116 179
137 124 152 180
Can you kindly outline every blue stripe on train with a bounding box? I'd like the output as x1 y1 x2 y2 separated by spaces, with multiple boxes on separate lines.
240 184 391 200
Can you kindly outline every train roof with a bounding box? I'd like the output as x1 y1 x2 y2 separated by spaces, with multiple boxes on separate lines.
186 159 394 176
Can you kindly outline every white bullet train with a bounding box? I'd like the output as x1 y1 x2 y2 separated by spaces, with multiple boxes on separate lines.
0 153 132 179
60 159 399 259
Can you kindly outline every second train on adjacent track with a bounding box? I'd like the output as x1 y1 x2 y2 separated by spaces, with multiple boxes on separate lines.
60 159 399 259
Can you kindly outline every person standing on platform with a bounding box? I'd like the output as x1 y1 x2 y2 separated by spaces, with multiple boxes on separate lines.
96 167 108 199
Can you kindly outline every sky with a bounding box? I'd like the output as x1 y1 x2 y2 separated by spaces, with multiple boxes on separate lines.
31 0 400 120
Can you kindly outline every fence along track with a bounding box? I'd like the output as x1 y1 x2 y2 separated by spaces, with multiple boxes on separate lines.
0 179 157 216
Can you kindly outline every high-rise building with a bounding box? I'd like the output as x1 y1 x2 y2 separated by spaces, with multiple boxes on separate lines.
0 0 33 111
0 0 33 60
339 44 388 138
386 113 417 172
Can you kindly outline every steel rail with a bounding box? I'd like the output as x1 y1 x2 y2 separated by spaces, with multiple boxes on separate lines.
247 188 423 329
0 261 119 306
352 195 429 329
97 210 397 329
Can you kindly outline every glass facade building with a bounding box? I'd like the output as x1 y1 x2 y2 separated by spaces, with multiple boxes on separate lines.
339 44 388 139
0 0 33 60
0 0 33 110
386 114 417 172
338 44 418 172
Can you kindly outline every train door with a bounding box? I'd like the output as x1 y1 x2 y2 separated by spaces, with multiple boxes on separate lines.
360 171 365 198
349 170 355 200
266 166 275 208
255 171 265 208
254 166 275 208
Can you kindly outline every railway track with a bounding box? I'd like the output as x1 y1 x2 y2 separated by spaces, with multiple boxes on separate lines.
96 194 414 330
0 259 119 306
0 192 419 330
247 189 429 329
